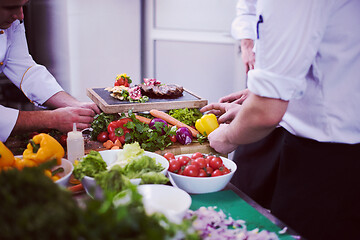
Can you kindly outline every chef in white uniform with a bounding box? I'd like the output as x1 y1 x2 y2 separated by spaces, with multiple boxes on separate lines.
0 0 100 142
206 0 360 239
206 0 286 210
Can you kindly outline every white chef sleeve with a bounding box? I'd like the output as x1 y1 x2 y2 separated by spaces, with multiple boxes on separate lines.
248 0 331 100
0 106 19 142
3 21 63 106
231 0 257 40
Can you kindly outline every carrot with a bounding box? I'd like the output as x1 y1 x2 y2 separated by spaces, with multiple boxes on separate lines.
114 139 122 148
135 115 152 124
103 140 114 149
67 183 84 193
149 109 199 137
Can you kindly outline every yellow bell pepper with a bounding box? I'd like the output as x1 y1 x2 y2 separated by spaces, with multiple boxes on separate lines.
195 113 219 136
23 133 64 165
14 157 37 170
0 141 15 168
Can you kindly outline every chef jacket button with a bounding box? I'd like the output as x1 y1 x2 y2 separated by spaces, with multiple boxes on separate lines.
0 30 4 34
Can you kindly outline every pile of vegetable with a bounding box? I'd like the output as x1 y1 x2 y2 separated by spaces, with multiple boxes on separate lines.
185 206 279 240
73 142 169 187
0 133 65 182
164 152 231 178
0 164 199 240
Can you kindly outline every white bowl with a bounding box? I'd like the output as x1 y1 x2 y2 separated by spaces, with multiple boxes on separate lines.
138 184 192 224
82 149 169 199
15 156 73 187
54 159 74 187
168 154 237 194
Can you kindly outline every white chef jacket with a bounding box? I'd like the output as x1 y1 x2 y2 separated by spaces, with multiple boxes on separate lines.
248 0 360 144
231 0 257 40
0 20 63 142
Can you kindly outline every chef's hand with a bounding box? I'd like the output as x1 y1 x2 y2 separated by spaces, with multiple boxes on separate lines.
51 107 96 132
240 39 255 73
200 102 241 124
74 101 101 115
208 124 238 154
219 89 249 105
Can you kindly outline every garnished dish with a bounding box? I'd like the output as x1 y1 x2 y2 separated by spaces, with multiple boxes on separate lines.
105 74 149 103
105 73 184 103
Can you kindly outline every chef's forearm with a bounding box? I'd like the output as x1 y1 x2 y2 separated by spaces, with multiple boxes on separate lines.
44 91 80 109
223 93 288 145
12 110 55 134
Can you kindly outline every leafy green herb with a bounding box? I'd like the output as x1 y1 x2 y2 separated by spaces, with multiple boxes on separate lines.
0 165 200 240
90 112 119 140
168 108 203 126
124 110 177 152
195 133 208 144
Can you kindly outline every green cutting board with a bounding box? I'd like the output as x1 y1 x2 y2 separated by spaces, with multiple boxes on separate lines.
190 190 294 240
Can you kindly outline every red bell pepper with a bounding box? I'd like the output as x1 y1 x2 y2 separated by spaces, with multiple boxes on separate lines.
107 118 132 144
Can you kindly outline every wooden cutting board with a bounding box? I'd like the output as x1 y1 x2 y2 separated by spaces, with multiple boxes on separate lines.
85 141 227 158
87 87 208 113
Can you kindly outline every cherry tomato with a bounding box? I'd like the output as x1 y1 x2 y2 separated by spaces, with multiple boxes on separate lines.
97 131 109 142
198 169 207 177
211 169 223 177
205 155 214 166
190 160 200 169
183 165 200 177
193 157 206 169
205 166 214 176
163 152 175 161
169 135 177 143
191 152 203 160
177 156 191 166
209 157 223 170
169 159 181 173
59 134 67 147
222 166 231 175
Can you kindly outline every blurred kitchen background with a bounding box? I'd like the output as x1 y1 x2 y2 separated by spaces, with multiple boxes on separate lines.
0 0 246 109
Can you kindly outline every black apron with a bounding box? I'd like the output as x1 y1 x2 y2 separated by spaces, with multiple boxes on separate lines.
271 130 360 240
231 127 285 209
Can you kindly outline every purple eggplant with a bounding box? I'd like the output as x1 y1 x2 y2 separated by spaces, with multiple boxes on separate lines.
176 127 193 145
149 118 168 135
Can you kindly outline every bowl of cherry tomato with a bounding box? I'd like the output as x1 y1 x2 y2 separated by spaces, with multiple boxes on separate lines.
164 152 237 194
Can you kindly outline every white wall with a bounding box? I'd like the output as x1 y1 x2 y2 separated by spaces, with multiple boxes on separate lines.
26 0 142 102
66 0 142 101
143 0 246 104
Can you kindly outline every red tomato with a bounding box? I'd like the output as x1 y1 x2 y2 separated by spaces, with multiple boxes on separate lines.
205 166 214 176
191 152 203 160
211 169 223 177
59 134 67 147
169 159 181 173
183 165 200 177
97 131 109 142
177 156 191 166
190 160 200 169
205 155 214 166
222 166 231 175
209 157 223 170
163 152 175 161
198 169 207 177
193 157 206 169
169 135 177 143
